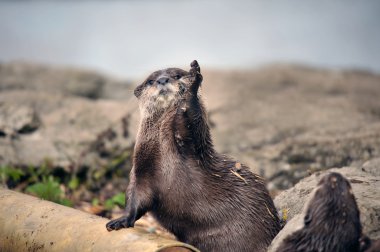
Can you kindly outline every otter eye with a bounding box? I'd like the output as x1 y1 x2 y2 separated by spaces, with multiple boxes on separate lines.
174 75 181 80
304 213 312 226
147 80 154 85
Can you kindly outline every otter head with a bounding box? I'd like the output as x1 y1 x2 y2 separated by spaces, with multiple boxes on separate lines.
305 172 360 228
134 68 189 116
302 172 362 250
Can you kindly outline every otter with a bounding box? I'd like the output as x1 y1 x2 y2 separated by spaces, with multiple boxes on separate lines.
106 60 281 252
276 172 365 252
363 239 380 252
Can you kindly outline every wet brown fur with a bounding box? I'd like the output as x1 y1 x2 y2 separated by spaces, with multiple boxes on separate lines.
106 61 281 252
277 172 364 252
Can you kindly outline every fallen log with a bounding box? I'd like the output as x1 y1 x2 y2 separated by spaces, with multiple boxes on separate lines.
0 188 198 252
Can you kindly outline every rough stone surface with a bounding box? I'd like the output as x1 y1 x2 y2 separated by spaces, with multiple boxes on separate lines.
268 213 304 252
1 62 380 191
362 158 380 177
0 104 40 136
0 62 139 192
0 90 139 173
0 61 133 100
200 65 380 189
269 164 380 251
1 62 380 249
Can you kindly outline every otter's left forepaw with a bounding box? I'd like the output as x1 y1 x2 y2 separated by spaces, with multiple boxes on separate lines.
190 60 200 74
188 60 203 92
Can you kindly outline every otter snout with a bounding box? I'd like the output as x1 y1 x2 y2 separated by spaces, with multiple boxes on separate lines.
157 77 170 85
156 76 173 95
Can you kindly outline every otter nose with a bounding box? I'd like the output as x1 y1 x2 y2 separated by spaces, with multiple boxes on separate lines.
157 77 169 85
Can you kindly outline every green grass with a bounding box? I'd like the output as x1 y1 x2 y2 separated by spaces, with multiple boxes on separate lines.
104 192 125 210
26 175 73 207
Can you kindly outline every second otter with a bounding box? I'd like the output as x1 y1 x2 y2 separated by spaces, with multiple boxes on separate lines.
276 172 365 252
106 61 281 251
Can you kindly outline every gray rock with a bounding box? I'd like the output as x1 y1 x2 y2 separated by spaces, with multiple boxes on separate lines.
0 62 139 190
0 104 40 136
0 62 133 100
362 158 380 177
0 90 139 172
268 214 304 252
270 164 380 251
2 62 380 192
201 65 380 189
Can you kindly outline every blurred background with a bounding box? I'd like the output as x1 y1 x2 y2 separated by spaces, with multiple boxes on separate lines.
1 0 380 78
1 0 380 237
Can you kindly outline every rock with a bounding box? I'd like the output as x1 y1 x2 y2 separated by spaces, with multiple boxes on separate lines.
268 213 304 252
0 104 40 136
2 62 380 192
0 62 139 193
201 65 380 189
0 90 139 176
1 62 380 241
0 61 133 100
362 158 380 177
269 164 380 251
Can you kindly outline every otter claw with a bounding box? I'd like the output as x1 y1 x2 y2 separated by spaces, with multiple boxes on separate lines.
186 60 203 94
190 60 201 75
106 216 134 231
190 60 200 70
106 219 123 231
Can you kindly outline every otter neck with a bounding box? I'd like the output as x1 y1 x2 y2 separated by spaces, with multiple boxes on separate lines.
137 106 174 142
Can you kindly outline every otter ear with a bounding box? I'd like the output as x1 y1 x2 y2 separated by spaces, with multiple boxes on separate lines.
134 84 144 98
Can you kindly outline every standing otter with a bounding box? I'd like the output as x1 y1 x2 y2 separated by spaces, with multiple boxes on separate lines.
276 172 364 252
106 60 281 251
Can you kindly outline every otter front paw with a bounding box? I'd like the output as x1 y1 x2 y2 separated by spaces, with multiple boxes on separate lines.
106 215 136 231
190 60 201 75
188 60 203 93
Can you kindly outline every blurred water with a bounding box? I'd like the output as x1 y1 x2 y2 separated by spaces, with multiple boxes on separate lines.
0 0 379 78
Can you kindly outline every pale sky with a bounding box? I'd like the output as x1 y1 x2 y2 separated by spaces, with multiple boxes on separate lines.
0 0 379 78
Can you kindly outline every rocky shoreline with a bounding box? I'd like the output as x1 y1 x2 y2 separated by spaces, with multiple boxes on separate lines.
1 61 380 241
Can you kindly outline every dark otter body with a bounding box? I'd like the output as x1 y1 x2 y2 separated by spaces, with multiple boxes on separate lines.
106 61 281 251
364 239 380 252
277 172 363 252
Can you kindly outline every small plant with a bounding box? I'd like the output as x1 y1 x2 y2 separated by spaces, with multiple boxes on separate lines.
26 175 73 207
0 166 25 185
26 163 50 183
104 192 125 210
68 176 79 190
92 198 100 206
